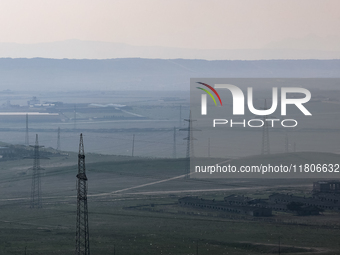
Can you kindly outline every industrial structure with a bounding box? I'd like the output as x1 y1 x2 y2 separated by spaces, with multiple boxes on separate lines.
224 193 338 213
76 133 90 255
30 134 43 208
179 197 272 217
179 181 340 218
313 180 340 193
268 193 338 213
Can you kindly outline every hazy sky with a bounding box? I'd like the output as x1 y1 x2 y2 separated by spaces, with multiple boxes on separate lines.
0 0 339 49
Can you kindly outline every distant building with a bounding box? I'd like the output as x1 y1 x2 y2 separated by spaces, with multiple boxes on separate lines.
313 180 340 193
2 100 20 109
313 192 340 204
178 197 272 217
27 96 40 107
0 146 11 158
224 194 252 205
29 103 55 108
296 206 321 216
269 193 340 211
224 194 289 212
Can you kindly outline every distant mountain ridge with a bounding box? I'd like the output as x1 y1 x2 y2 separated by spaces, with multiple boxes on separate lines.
0 58 339 91
0 39 340 60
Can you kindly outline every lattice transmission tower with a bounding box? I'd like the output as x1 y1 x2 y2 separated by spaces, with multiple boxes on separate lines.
30 134 43 208
180 111 199 178
76 133 90 255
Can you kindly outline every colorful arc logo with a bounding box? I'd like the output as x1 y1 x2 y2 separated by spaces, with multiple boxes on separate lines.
196 82 223 106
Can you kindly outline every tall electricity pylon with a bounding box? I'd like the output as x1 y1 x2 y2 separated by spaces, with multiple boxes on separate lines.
75 133 90 255
181 111 197 158
30 134 43 208
180 111 199 178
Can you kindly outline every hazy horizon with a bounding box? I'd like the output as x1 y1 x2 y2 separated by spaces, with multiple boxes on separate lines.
1 38 340 60
0 0 339 60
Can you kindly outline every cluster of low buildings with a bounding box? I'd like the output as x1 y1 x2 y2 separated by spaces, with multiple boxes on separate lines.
179 180 340 217
178 196 273 217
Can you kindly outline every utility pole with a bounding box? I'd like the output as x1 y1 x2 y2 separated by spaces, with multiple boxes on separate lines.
74 105 77 130
25 113 29 146
208 138 211 158
30 134 43 208
57 127 61 151
261 99 271 155
132 134 135 157
285 133 289 153
179 104 182 127
76 133 90 255
173 127 177 158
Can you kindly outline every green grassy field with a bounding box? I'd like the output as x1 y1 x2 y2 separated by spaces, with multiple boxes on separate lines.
0 198 339 254
0 151 339 254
